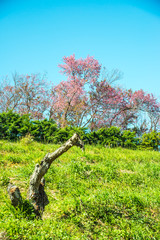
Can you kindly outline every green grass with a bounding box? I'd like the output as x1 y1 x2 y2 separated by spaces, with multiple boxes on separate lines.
0 140 160 239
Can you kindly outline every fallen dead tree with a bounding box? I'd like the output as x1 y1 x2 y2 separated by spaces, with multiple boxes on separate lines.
7 133 84 218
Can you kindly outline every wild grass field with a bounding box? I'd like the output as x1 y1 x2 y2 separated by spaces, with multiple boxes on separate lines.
0 139 160 239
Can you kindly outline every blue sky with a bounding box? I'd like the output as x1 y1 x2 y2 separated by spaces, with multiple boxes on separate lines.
0 0 160 96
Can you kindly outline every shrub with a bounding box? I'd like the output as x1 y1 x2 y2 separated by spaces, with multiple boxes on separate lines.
30 119 57 142
121 130 139 149
95 127 122 147
0 111 30 140
1 111 160 151
140 131 160 150
52 126 87 144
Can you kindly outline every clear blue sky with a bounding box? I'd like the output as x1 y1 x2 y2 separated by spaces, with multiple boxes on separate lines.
0 0 160 96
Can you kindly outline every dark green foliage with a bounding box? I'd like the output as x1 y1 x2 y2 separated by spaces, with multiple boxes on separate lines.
83 127 140 149
0 111 58 143
82 131 99 145
121 130 139 149
51 127 71 143
30 119 57 142
52 126 87 144
1 111 160 150
96 126 122 147
0 111 30 140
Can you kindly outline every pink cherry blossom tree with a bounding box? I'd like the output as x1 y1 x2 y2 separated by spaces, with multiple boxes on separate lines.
49 54 101 127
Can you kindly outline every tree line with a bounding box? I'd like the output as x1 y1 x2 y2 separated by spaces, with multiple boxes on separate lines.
0 111 160 150
0 54 160 134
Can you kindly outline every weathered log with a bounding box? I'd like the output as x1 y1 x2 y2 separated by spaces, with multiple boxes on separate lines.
7 133 84 218
28 133 84 217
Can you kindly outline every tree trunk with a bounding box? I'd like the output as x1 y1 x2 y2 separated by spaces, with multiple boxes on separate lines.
7 133 84 218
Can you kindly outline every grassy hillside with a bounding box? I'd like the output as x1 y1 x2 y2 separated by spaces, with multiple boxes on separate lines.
0 139 160 239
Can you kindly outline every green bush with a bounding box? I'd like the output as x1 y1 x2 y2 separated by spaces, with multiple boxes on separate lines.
80 131 99 145
83 127 122 147
0 111 58 142
52 126 87 144
0 111 30 140
30 119 57 142
121 130 139 149
97 126 122 147
140 131 160 150
1 111 160 151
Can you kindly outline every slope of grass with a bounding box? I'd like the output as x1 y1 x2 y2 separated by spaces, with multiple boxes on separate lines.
0 140 160 239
